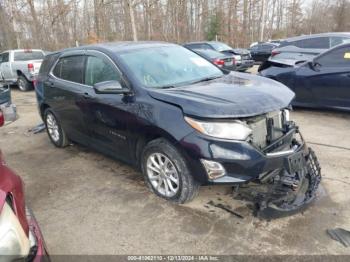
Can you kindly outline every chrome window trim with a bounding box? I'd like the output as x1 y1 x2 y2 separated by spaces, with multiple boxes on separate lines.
48 54 92 88
84 50 123 87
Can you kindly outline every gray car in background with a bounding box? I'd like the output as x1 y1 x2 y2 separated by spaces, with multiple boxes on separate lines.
260 32 350 71
183 41 254 72
269 33 350 62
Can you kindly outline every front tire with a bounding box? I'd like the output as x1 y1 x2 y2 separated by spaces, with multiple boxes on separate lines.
141 138 199 204
44 109 69 148
17 75 33 91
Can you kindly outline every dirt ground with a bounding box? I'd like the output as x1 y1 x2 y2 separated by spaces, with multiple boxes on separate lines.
1 75 350 255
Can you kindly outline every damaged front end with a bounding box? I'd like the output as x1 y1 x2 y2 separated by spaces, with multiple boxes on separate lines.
235 112 322 216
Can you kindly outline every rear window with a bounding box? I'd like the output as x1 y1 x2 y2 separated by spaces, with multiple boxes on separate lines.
260 44 275 51
0 52 9 63
209 42 233 52
14 51 44 61
185 43 211 50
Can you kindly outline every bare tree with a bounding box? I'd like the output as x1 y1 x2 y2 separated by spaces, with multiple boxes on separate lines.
0 0 348 51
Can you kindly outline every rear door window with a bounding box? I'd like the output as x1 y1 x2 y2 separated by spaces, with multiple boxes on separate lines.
84 56 121 86
316 46 350 67
52 56 85 84
14 51 44 61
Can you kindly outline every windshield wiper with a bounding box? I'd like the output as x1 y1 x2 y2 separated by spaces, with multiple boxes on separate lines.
190 75 222 85
155 85 176 89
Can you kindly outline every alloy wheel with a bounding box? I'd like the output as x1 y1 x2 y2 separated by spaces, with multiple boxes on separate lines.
18 79 26 91
146 153 180 197
46 113 60 142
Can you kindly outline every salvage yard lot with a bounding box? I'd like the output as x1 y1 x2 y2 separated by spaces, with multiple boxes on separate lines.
1 82 350 255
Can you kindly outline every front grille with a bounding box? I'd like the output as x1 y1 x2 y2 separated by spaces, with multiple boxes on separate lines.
247 111 285 150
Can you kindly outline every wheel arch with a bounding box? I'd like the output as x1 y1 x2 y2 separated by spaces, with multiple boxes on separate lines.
16 70 26 78
40 103 50 119
134 128 187 168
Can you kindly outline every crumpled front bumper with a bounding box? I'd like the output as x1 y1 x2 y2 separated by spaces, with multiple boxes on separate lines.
181 125 316 185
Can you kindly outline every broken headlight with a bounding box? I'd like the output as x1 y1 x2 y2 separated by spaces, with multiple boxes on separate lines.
0 202 30 260
185 116 252 140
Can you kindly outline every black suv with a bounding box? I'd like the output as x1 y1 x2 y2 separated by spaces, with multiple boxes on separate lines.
35 42 320 213
249 43 278 63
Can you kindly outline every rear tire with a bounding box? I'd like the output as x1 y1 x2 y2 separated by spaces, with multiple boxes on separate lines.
44 109 69 148
17 75 33 91
141 138 199 204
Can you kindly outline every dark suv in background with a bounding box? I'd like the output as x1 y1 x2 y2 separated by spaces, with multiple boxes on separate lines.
35 42 320 214
249 43 278 63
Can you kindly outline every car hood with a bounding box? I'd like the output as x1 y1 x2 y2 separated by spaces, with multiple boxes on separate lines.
147 72 295 118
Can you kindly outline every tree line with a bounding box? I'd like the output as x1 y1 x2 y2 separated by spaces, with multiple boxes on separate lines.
0 0 349 51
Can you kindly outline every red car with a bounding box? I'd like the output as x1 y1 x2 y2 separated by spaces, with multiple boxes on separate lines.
0 110 48 261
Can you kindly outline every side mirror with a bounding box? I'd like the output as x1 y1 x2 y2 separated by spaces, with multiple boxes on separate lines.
93 80 130 94
308 60 321 71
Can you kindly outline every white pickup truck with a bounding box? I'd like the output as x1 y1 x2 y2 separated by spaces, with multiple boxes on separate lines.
0 49 45 91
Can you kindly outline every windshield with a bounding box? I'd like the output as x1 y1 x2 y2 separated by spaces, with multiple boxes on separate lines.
119 46 223 89
14 51 44 61
209 42 233 52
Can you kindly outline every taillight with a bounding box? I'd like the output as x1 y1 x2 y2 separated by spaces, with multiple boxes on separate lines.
213 59 225 67
271 50 280 57
28 63 34 73
0 110 4 127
